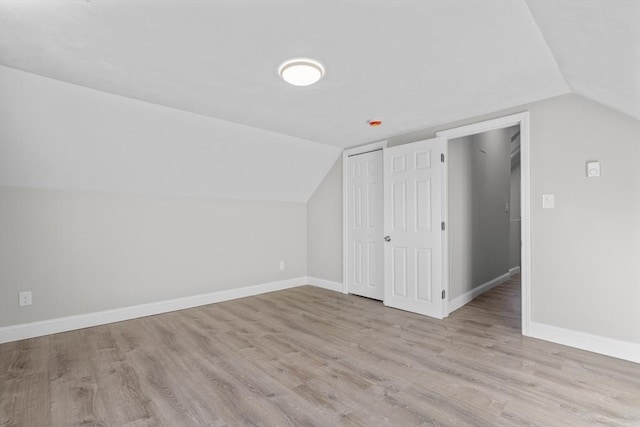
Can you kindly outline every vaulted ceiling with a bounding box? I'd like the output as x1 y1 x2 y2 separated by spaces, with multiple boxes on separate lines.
0 0 637 201
2 0 637 148
526 0 639 122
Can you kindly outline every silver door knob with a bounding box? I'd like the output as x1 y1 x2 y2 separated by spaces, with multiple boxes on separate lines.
384 236 391 242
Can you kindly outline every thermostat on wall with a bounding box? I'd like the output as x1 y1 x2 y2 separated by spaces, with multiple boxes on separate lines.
586 161 601 178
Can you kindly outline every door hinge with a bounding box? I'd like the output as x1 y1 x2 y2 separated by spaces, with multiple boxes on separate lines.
441 153 445 163
441 221 446 231
442 290 446 299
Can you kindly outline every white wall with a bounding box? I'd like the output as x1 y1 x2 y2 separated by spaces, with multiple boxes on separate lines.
527 97 639 344
0 66 320 328
307 157 343 283
0 186 306 326
308 94 640 346
448 127 513 300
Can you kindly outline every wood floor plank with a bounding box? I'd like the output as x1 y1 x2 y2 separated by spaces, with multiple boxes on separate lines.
1 276 639 426
1 337 51 426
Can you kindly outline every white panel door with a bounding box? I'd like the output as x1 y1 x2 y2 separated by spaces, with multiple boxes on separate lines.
383 138 444 318
347 150 384 300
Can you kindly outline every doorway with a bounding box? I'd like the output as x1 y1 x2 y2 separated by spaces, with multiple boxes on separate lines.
436 112 531 334
341 112 531 335
445 125 519 313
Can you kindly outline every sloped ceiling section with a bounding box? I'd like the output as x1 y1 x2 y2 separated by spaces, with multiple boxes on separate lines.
0 0 570 148
0 1 636 204
526 0 640 120
0 66 341 203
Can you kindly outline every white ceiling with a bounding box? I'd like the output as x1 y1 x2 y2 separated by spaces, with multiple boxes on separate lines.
0 0 587 148
0 66 340 203
526 0 640 121
0 1 637 202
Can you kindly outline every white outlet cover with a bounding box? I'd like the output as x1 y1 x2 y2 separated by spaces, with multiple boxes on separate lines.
542 194 555 209
19 291 32 306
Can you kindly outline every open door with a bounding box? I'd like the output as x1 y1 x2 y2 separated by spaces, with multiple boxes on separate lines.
383 138 445 318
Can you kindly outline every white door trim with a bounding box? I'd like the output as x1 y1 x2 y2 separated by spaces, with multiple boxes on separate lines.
436 112 532 335
342 140 388 294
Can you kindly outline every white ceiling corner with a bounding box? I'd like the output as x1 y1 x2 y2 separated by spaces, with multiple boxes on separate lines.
525 0 640 120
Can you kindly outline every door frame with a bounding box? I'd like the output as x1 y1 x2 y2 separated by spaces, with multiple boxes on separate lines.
342 140 388 295
436 112 531 335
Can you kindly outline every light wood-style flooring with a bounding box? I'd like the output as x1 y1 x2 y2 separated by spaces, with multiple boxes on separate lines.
1 275 639 426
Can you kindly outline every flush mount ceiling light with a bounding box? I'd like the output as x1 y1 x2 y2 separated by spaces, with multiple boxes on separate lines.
279 58 325 86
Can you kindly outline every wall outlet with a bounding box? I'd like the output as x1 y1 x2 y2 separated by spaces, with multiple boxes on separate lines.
279 261 285 271
19 291 32 306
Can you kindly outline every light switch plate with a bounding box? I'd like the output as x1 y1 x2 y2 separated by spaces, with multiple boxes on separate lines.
542 194 555 209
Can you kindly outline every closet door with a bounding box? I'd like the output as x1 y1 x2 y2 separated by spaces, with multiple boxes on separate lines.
383 138 445 318
346 150 384 300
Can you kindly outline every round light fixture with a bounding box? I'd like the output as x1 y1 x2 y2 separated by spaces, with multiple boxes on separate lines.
279 59 324 86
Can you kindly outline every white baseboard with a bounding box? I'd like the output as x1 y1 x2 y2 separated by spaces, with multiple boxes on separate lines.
448 272 511 314
306 276 344 293
528 321 640 363
0 276 307 344
509 266 521 275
